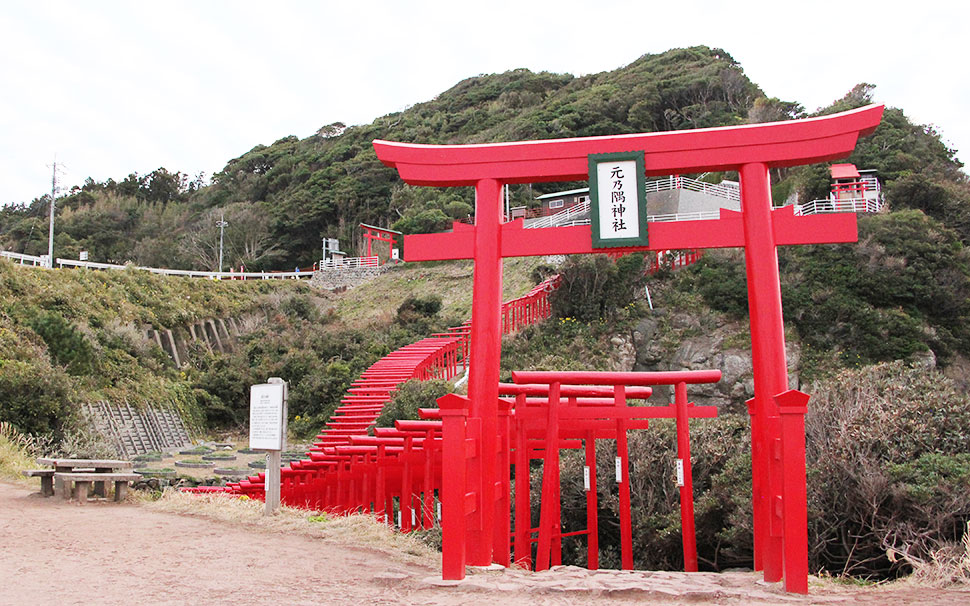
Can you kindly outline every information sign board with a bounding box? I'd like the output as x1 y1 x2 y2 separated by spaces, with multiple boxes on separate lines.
249 382 285 450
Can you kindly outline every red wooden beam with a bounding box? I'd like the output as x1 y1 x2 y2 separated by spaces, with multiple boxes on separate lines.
374 105 883 186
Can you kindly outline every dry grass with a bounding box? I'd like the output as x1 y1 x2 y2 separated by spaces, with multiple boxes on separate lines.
0 422 41 482
330 257 547 328
141 489 438 564
900 522 970 588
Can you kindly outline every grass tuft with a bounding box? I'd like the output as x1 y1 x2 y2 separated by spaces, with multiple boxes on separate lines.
142 489 438 563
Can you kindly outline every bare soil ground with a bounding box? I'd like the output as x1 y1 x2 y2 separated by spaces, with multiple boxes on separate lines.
2 480 968 606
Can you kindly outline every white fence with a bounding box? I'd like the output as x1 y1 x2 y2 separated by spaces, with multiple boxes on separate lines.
793 197 884 216
644 175 741 202
318 256 379 269
526 200 591 229
54 258 313 280
0 250 49 267
524 175 742 231
4 250 384 279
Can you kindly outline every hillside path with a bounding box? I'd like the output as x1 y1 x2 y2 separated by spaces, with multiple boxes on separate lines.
1 481 967 606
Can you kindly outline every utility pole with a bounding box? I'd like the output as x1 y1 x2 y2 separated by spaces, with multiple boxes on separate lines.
216 213 228 273
47 160 63 269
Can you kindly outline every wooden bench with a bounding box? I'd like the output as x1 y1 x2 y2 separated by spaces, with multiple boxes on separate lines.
22 469 56 497
54 472 142 504
37 458 134 499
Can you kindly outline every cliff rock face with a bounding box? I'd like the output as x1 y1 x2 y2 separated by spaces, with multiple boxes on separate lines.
629 310 800 411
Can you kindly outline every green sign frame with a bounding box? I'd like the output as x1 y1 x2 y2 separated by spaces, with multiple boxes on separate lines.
588 151 648 249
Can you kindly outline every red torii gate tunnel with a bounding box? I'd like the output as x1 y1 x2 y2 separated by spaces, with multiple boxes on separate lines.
373 104 885 593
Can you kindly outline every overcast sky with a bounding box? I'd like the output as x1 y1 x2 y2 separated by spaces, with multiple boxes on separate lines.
1 0 966 206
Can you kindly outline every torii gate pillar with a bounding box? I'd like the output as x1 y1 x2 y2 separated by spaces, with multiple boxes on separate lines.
466 178 504 564
374 105 884 593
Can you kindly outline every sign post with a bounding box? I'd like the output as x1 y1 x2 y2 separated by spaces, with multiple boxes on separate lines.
250 377 287 515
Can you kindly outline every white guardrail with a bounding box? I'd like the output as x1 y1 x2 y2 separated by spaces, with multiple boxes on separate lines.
527 200 592 229
0 250 48 266
54 258 315 279
793 197 884 216
644 176 741 202
318 256 379 269
3 252 384 279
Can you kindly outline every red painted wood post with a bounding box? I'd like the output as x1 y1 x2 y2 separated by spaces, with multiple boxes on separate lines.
401 436 414 532
376 444 387 523
746 396 765 572
777 389 811 594
674 381 699 572
740 162 788 584
513 392 532 569
493 399 512 566
422 429 436 530
584 429 599 570
467 177 504 566
535 381 561 571
439 394 470 580
615 385 634 570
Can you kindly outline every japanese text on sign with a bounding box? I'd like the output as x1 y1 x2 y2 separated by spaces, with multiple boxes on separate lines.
250 382 285 450
589 152 648 249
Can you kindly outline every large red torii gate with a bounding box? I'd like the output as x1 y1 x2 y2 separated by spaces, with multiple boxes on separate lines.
373 104 884 593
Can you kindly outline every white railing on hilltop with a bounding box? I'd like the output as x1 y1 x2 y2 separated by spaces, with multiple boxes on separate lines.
524 176 741 231
527 200 591 229
644 176 741 202
647 210 722 222
55 258 313 280
5 250 384 279
318 256 379 269
0 250 48 267
793 197 884 216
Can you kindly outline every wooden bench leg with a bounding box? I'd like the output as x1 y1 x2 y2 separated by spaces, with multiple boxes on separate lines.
94 467 109 497
60 478 72 500
75 480 91 504
40 475 54 497
114 480 129 502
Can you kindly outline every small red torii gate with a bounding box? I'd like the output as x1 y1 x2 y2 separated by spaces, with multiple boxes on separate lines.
373 104 884 593
359 222 401 259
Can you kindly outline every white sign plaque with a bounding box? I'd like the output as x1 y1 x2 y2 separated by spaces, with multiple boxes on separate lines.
589 152 648 249
676 458 685 487
249 382 285 450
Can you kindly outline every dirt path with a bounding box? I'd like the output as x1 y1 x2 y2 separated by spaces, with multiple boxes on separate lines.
1 480 967 606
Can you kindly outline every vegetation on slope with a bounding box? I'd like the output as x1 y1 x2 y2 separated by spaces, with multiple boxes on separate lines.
0 254 546 442
0 259 302 436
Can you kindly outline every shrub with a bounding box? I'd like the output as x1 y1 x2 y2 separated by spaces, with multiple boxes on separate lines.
806 361 970 578
28 311 94 375
0 358 73 435
550 254 645 322
396 295 442 323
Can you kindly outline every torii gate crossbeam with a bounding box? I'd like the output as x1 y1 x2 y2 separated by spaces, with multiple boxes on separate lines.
373 104 884 594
